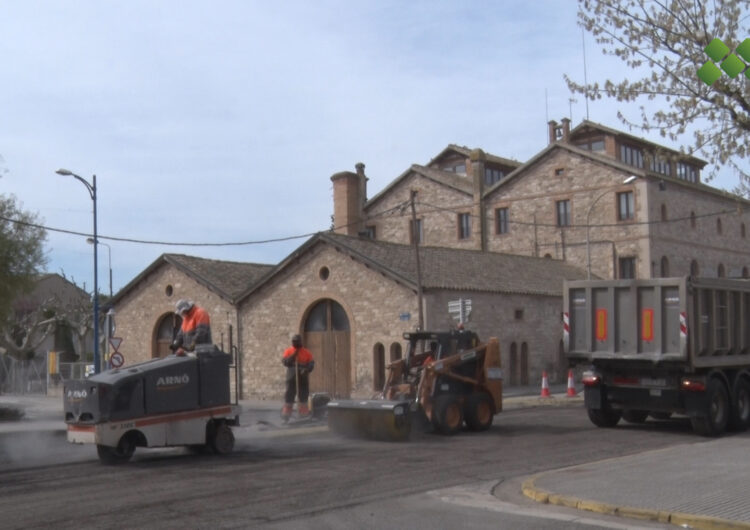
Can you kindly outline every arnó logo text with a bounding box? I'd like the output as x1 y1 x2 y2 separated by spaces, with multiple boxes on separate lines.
697 38 750 85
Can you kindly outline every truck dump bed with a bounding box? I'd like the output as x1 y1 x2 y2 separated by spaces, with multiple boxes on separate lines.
564 277 750 368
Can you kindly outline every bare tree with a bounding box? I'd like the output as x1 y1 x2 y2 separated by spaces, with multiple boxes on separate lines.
566 0 750 193
0 296 57 360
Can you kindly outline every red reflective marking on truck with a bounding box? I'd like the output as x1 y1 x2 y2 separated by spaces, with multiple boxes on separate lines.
612 376 639 386
595 309 607 341
680 312 688 337
641 308 654 342
68 424 95 433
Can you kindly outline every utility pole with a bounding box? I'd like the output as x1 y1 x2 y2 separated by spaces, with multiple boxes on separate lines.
410 190 424 331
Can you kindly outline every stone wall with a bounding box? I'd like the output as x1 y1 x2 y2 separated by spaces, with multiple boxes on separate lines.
114 264 238 365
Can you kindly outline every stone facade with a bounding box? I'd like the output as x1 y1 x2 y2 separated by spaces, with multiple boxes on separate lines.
114 265 238 364
238 243 419 399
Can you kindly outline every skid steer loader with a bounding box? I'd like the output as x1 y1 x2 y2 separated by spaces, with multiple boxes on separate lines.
327 330 503 441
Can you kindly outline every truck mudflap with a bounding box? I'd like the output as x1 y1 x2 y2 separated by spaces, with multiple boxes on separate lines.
327 399 412 441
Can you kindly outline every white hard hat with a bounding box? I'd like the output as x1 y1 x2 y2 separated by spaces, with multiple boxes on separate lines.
175 299 194 315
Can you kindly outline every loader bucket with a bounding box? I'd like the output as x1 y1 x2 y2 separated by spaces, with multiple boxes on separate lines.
327 399 412 441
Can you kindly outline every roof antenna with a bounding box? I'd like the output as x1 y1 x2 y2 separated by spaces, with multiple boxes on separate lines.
582 27 590 120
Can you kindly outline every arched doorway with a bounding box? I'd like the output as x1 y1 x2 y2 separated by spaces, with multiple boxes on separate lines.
153 313 181 358
303 298 351 398
509 342 518 386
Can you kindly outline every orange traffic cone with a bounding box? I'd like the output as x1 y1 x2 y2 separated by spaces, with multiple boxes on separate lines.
540 371 551 397
566 369 577 397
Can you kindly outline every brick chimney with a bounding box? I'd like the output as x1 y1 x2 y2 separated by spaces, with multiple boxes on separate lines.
548 120 558 144
331 163 367 236
561 117 571 142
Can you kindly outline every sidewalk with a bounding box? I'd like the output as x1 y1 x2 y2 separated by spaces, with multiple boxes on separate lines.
522 434 750 529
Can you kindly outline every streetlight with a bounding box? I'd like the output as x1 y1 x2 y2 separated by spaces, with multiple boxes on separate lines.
87 237 112 298
57 168 100 374
586 175 638 279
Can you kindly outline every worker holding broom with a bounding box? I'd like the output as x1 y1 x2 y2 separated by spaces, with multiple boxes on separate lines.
281 334 315 422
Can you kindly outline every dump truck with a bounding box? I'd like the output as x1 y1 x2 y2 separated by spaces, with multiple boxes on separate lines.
64 345 241 463
327 330 503 441
563 277 750 436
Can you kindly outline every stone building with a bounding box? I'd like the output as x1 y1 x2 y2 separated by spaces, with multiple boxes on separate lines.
334 120 749 280
111 119 750 399
235 232 586 399
110 254 272 364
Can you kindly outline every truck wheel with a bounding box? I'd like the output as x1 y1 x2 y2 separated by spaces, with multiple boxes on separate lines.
209 422 235 455
690 378 729 437
97 434 135 465
728 378 750 431
432 395 463 435
464 393 494 431
587 406 621 428
621 410 649 424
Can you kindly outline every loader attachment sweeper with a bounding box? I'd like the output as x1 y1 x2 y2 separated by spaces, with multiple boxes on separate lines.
327 330 502 441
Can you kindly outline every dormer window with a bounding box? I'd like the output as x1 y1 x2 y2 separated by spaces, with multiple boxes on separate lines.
677 162 698 183
484 167 505 186
443 163 466 174
619 144 644 169
575 138 605 152
649 156 671 176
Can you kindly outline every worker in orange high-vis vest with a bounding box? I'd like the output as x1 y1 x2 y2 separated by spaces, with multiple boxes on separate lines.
281 334 314 421
171 299 212 356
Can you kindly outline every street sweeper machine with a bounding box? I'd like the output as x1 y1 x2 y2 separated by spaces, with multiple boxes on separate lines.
327 330 503 441
64 345 241 464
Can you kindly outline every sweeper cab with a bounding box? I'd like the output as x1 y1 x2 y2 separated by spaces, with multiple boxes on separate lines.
64 345 240 464
327 330 503 441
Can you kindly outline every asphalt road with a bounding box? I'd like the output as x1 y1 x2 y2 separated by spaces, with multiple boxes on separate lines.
0 404 696 529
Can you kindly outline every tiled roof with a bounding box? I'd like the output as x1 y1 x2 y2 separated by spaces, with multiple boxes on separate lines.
111 253 274 305
164 254 274 300
318 233 588 296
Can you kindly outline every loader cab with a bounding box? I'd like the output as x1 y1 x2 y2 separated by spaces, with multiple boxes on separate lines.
402 330 480 368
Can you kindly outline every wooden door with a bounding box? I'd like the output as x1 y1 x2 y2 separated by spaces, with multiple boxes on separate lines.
303 299 351 398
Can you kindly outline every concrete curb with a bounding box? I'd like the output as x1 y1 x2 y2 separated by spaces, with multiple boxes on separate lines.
521 473 750 530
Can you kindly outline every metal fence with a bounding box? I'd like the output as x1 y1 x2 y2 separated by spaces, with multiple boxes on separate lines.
0 353 89 395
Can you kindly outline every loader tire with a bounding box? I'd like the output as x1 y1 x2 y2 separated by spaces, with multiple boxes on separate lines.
432 395 463 435
464 393 494 431
691 378 729 437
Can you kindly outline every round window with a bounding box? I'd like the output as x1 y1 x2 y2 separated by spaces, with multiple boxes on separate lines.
165 285 174 296
319 267 330 281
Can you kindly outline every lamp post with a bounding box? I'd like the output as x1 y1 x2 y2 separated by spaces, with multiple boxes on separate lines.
87 237 112 298
586 175 638 279
57 168 100 374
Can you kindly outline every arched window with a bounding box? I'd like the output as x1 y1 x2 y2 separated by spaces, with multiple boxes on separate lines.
718 264 726 278
690 260 700 276
389 342 402 362
690 211 696 228
660 203 667 222
743 266 749 279
373 343 385 390
520 342 529 386
742 223 747 239
660 256 670 277
717 218 723 235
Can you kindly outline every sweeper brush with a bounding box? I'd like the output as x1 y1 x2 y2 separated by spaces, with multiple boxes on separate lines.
327 330 502 442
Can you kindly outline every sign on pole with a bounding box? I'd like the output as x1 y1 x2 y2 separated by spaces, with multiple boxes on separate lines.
448 298 472 324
